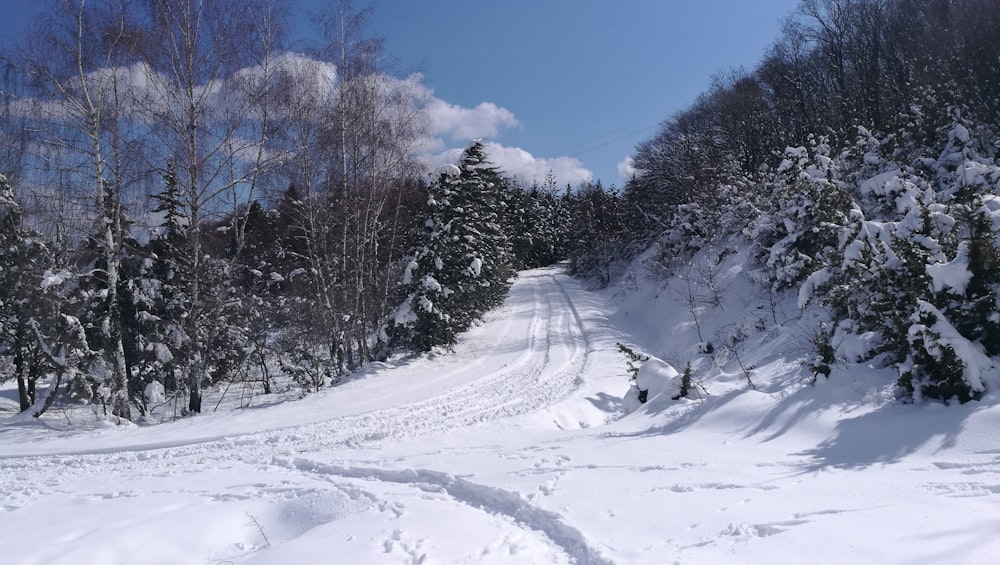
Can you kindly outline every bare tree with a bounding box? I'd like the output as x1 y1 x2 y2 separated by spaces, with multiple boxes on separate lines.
273 0 427 375
21 0 146 420
137 0 280 412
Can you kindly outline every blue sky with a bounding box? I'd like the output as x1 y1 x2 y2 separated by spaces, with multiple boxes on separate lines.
1 0 801 187
352 0 802 186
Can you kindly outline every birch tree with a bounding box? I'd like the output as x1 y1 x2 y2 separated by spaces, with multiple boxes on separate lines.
315 1 427 369
22 0 145 419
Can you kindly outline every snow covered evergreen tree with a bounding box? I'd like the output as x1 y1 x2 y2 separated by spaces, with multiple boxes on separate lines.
795 119 1000 403
0 174 37 412
0 175 73 414
566 181 630 287
129 165 194 411
506 179 570 269
390 141 514 351
0 175 19 374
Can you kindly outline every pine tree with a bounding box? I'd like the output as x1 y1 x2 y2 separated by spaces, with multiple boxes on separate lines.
0 175 61 413
566 181 629 287
131 164 193 410
0 174 32 411
391 141 514 351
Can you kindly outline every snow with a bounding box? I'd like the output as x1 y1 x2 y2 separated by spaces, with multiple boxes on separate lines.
143 380 165 405
634 356 679 402
926 242 972 295
951 123 971 145
401 259 418 285
3 264 1000 564
468 256 483 277
152 342 174 364
438 163 461 178
420 274 442 292
39 270 70 289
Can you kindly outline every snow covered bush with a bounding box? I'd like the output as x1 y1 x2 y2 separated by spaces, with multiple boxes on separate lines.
897 302 987 404
144 380 166 405
754 143 854 289
654 175 760 275
797 120 1000 402
807 323 836 383
672 361 697 400
616 343 695 409
623 356 681 413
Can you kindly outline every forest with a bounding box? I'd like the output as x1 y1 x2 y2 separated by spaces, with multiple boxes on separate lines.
3 0 1000 425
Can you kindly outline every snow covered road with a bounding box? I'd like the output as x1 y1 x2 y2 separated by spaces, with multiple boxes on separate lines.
3 265 1000 564
0 268 625 564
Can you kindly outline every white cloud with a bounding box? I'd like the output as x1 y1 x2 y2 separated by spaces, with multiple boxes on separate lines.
22 50 590 189
401 77 589 186
425 98 520 141
617 156 636 182
428 142 592 187
483 142 591 187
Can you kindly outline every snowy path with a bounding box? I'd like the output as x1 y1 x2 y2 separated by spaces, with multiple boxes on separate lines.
4 265 1000 564
0 267 621 564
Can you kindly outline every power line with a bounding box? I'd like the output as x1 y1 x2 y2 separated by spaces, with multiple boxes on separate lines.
567 123 659 158
554 109 671 157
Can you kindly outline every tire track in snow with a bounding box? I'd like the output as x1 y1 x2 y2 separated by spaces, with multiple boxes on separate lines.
301 268 590 441
280 456 615 565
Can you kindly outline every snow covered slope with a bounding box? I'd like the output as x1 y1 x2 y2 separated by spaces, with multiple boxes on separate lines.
2 265 1000 564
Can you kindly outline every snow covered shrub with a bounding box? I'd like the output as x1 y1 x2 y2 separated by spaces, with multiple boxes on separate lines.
800 170 968 396
754 144 853 289
808 323 836 383
890 120 1000 402
66 374 95 403
671 361 695 400
617 342 649 400
948 201 1000 355
144 380 166 405
656 201 718 266
279 343 332 394
897 303 984 404
616 345 689 405
720 322 757 390
651 174 758 280
797 119 1000 402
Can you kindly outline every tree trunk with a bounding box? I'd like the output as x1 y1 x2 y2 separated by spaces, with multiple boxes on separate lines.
32 371 63 419
188 386 202 414
16 374 30 412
